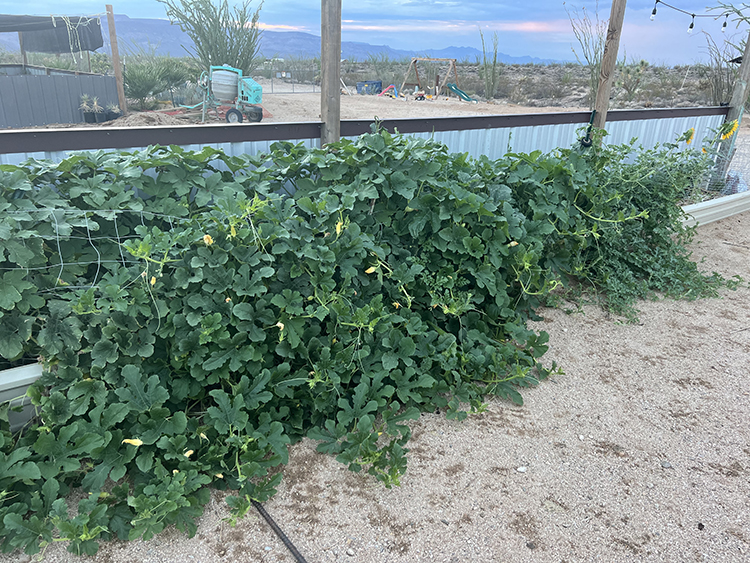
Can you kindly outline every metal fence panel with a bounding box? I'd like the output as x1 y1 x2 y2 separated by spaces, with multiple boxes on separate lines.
0 109 727 164
0 138 322 167
0 74 118 128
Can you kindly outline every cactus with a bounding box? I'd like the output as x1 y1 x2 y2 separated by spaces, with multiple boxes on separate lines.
616 58 649 102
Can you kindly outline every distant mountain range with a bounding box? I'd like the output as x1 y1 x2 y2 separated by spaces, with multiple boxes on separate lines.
0 14 557 66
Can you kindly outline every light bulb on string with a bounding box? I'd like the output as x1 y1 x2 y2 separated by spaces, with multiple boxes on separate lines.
651 7 657 21
688 15 695 34
722 15 728 33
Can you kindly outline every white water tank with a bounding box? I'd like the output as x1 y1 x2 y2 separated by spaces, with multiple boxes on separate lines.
212 70 239 102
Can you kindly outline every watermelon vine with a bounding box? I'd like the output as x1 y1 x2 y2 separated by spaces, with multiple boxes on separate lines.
0 127 736 555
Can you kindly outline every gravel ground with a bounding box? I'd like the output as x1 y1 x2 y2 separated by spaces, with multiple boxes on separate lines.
3 213 749 563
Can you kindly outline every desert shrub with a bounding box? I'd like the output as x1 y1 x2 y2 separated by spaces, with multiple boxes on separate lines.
0 128 737 556
158 0 263 75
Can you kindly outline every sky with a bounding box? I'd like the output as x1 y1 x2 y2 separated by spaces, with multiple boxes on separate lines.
0 1 747 64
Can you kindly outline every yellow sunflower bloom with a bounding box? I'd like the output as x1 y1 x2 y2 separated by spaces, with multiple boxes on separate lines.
686 128 695 144
721 120 739 140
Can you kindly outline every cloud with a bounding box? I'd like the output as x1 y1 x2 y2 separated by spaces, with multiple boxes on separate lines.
259 23 309 32
341 18 571 34
493 20 571 34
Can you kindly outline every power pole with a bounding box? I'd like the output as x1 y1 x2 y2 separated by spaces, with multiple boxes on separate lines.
106 5 128 115
321 0 341 145
592 0 627 130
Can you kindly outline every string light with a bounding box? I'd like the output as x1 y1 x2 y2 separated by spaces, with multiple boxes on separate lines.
648 0 728 34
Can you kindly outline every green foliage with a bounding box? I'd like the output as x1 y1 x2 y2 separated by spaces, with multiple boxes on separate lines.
0 127 737 555
479 28 502 99
123 51 193 109
157 0 264 74
565 0 608 109
616 57 649 102
123 61 167 110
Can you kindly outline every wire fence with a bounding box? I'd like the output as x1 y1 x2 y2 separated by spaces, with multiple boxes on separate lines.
3 208 196 293
724 132 750 195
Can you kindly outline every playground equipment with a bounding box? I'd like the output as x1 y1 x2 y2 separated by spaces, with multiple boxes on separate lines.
399 58 460 98
378 84 398 98
189 65 263 123
447 83 477 103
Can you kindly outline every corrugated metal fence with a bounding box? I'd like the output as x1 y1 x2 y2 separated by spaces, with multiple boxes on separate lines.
0 107 728 165
0 73 118 129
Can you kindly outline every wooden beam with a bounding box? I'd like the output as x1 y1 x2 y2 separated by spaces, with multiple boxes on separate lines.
321 0 342 145
106 5 128 115
713 29 750 184
592 0 627 130
725 30 750 125
399 60 416 95
18 32 27 66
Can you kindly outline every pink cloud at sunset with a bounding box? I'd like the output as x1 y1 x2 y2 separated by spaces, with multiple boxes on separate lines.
340 19 568 34
258 23 308 32
494 20 571 34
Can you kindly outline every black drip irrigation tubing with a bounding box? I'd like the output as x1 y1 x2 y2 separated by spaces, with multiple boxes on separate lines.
252 499 310 563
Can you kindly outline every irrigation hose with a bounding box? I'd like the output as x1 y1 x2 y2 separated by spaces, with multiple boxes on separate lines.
580 110 597 148
251 500 310 563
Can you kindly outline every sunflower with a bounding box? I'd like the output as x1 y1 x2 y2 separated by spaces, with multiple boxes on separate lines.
686 127 695 144
720 119 739 141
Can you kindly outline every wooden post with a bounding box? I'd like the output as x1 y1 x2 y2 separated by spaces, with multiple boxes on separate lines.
725 30 750 126
106 5 128 114
321 0 341 145
592 0 627 130
18 32 27 66
713 29 750 184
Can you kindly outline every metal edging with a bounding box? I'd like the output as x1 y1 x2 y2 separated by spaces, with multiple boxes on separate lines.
0 107 729 156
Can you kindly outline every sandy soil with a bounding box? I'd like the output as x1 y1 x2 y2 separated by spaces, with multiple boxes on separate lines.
4 211 749 563
92 91 588 128
257 92 588 123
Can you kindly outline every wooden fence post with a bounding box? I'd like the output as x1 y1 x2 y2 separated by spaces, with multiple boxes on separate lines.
592 0 627 130
106 5 128 115
321 0 342 145
18 32 28 66
713 30 750 185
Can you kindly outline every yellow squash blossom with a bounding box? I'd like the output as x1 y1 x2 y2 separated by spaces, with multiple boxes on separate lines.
365 266 377 274
122 438 143 447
